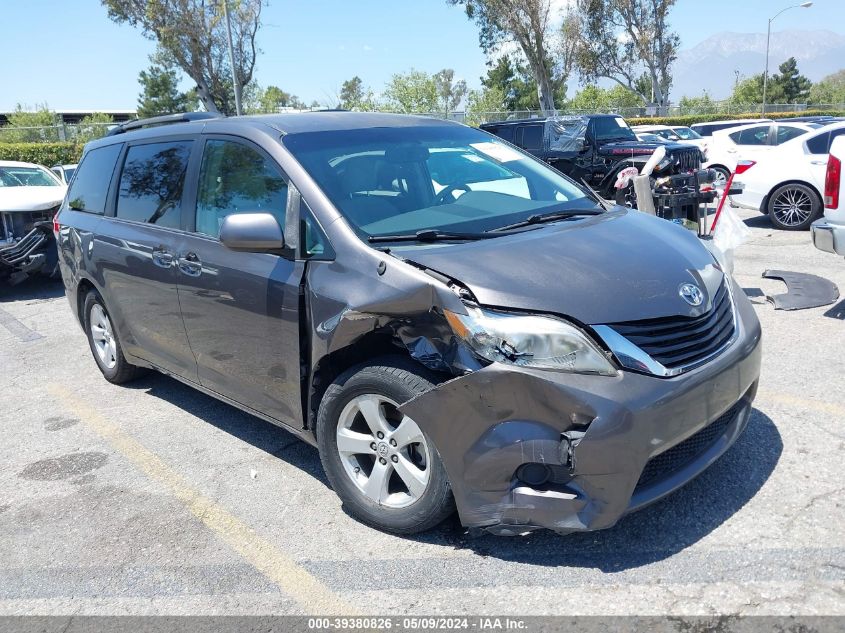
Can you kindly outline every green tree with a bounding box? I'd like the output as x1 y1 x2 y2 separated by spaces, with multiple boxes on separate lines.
449 0 571 113
571 0 680 109
137 61 195 118
434 69 468 116
259 85 292 112
465 86 506 126
102 0 262 115
678 92 717 115
772 57 811 103
340 76 364 109
75 113 115 143
383 70 438 113
2 104 58 142
731 75 765 106
566 84 642 112
480 54 566 111
809 69 845 105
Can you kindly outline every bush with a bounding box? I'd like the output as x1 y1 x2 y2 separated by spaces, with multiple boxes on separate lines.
0 142 83 166
627 109 845 126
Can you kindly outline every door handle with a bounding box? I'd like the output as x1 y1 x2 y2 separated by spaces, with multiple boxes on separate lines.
178 252 202 277
810 160 827 165
152 248 174 268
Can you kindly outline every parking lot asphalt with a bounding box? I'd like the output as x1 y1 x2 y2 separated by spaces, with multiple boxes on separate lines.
0 207 843 617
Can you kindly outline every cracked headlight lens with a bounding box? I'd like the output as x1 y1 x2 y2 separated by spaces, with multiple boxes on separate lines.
445 305 617 375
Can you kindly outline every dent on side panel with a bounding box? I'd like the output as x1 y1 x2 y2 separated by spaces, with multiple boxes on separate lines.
305 254 483 377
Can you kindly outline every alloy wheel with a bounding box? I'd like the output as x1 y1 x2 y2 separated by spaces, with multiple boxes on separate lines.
89 303 117 369
771 188 813 227
335 394 430 508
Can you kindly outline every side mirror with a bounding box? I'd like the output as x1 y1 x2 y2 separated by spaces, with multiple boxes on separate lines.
220 212 284 252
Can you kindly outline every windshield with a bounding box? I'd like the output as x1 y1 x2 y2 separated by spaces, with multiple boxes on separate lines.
283 125 595 241
0 165 62 187
592 117 637 143
672 127 703 140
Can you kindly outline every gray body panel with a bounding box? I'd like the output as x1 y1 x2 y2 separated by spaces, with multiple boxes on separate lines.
56 112 763 535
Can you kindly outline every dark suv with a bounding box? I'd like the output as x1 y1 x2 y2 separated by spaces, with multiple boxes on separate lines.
55 112 761 536
481 114 703 198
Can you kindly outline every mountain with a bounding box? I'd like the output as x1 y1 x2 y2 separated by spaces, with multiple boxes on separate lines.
671 30 845 101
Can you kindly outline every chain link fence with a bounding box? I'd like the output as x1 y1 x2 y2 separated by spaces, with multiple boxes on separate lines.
0 122 115 144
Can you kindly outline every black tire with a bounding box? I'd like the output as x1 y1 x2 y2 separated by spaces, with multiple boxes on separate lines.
83 291 143 384
766 183 822 231
316 357 455 534
711 165 730 187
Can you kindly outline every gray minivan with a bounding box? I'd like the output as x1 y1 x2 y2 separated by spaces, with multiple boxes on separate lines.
55 112 762 536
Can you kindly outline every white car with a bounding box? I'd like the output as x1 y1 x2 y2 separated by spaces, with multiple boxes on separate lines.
704 121 818 186
690 118 771 139
631 124 708 155
50 163 77 185
730 122 845 230
812 136 845 256
0 161 67 281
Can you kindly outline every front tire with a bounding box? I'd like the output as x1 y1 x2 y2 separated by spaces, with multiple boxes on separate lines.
83 291 142 384
766 183 822 231
316 358 454 534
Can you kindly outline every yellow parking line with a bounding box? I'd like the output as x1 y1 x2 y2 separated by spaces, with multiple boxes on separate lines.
757 390 845 419
47 384 355 615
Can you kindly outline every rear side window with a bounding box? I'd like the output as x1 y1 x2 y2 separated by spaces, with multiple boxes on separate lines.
776 125 806 145
517 125 544 151
66 144 123 214
492 126 514 143
729 126 770 145
116 141 192 229
806 128 845 154
195 139 288 238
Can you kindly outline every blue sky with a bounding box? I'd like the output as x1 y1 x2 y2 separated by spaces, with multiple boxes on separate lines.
1 0 843 111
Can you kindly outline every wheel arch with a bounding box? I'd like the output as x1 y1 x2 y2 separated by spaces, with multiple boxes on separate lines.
306 331 443 434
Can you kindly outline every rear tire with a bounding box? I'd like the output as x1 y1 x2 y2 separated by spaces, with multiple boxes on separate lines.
711 165 730 188
766 183 822 231
83 291 143 384
316 357 454 534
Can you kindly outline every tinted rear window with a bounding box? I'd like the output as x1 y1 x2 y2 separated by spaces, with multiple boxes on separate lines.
116 141 192 229
66 144 123 214
806 128 845 154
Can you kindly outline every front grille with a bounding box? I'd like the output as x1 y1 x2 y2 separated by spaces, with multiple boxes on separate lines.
608 281 735 370
673 148 701 172
634 399 743 491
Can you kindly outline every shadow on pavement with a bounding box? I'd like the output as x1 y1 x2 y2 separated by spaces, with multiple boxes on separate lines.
743 215 773 229
0 276 64 303
127 372 329 487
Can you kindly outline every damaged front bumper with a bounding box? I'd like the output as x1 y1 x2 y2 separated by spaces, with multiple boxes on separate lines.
0 222 57 283
399 280 762 536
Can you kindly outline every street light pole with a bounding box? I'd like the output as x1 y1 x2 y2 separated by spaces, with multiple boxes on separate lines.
223 0 242 116
762 2 813 116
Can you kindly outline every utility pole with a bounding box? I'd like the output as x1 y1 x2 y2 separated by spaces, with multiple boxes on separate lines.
763 2 813 116
223 0 242 116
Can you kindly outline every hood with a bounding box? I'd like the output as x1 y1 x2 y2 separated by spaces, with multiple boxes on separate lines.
598 139 694 158
395 209 725 325
0 186 66 213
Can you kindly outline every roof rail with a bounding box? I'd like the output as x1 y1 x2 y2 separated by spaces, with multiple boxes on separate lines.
106 112 223 136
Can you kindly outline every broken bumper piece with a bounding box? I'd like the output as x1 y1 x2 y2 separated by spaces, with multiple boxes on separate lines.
399 282 762 536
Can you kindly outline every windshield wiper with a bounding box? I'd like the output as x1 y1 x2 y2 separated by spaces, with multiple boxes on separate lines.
489 208 604 232
367 228 526 244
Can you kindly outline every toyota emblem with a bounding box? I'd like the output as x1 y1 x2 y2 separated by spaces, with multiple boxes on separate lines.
679 283 704 307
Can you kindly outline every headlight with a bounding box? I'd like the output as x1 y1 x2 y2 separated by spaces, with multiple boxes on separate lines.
444 305 617 375
656 157 673 171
